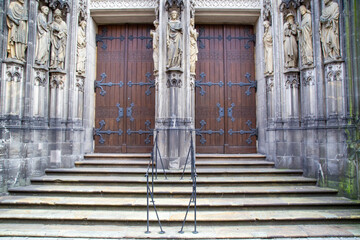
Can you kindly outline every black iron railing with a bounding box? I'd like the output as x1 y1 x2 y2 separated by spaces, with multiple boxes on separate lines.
145 129 197 234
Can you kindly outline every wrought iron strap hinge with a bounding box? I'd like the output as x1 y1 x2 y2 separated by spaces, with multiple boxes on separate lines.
128 35 153 49
195 72 224 96
196 120 224 145
127 72 155 96
197 27 223 49
96 28 125 50
227 73 257 96
127 120 153 144
228 120 258 145
226 31 256 49
94 120 123 144
95 73 124 96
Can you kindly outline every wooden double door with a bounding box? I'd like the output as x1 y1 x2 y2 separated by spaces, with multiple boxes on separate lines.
94 24 256 154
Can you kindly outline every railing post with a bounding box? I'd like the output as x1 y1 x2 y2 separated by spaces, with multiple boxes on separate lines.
145 173 150 234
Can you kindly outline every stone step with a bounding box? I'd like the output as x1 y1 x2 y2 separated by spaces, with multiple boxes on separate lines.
0 223 359 239
75 160 275 168
0 196 358 210
29 175 317 186
8 185 338 197
0 208 359 225
44 167 303 177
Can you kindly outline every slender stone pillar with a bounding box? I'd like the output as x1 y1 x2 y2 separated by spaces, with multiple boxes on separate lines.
155 0 194 170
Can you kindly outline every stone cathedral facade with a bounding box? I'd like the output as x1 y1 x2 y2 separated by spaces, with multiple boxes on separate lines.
0 0 359 199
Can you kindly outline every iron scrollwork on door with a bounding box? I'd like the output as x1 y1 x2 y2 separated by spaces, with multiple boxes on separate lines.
226 30 256 49
127 120 153 144
227 103 235 122
197 27 223 49
128 35 153 49
216 103 224 122
96 27 125 50
94 120 123 144
127 72 155 96
196 120 224 145
227 73 257 96
228 120 258 145
195 72 224 96
95 73 124 96
127 103 135 122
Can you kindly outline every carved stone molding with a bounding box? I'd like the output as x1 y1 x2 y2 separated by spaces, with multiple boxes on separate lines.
325 62 343 82
285 73 300 89
50 72 65 89
47 0 70 11
90 0 158 9
76 76 85 92
78 0 88 21
301 68 315 87
263 0 272 21
194 0 260 9
190 74 195 90
5 62 24 82
167 70 182 88
34 69 48 87
266 76 274 92
280 0 300 11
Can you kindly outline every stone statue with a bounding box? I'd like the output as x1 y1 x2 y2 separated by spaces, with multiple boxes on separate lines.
35 6 50 66
283 13 298 69
76 20 87 76
320 0 341 61
166 10 183 70
298 5 313 66
6 0 28 61
263 20 273 76
150 20 159 75
189 18 199 74
49 9 68 70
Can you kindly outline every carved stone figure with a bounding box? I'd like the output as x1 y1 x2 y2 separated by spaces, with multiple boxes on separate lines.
6 0 28 61
76 20 87 76
49 9 67 70
35 6 50 66
320 0 341 61
298 5 313 66
283 13 298 69
189 18 199 74
263 20 273 76
150 20 159 74
166 10 183 70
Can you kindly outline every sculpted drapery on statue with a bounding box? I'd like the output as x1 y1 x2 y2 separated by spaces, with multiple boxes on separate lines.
6 0 28 62
49 9 67 70
263 20 273 76
35 6 50 66
76 20 87 76
320 0 341 61
150 20 159 75
283 13 298 69
189 18 199 74
167 10 183 70
299 5 313 66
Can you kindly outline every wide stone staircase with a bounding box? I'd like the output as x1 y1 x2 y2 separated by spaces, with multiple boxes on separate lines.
0 153 359 239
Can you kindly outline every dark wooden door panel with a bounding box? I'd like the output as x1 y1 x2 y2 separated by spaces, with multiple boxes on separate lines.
95 24 154 153
195 25 257 154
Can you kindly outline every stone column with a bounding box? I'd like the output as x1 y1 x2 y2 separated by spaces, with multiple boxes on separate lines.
155 0 194 170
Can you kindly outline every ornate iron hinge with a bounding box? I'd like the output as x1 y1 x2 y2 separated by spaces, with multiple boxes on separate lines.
195 72 224 96
128 35 153 49
127 120 153 144
127 72 155 96
227 73 257 96
96 27 125 50
94 120 123 144
94 73 124 96
197 27 223 49
226 31 256 49
228 120 258 145
196 120 224 145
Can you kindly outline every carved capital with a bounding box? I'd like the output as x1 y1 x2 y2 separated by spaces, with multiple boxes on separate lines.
48 0 70 12
325 63 343 82
285 73 300 89
167 70 182 88
5 62 24 82
34 69 48 87
266 76 274 92
76 77 85 92
280 0 300 11
301 68 315 87
50 72 66 89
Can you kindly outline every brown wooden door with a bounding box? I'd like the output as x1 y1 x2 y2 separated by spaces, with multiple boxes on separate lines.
94 24 155 153
195 25 257 154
